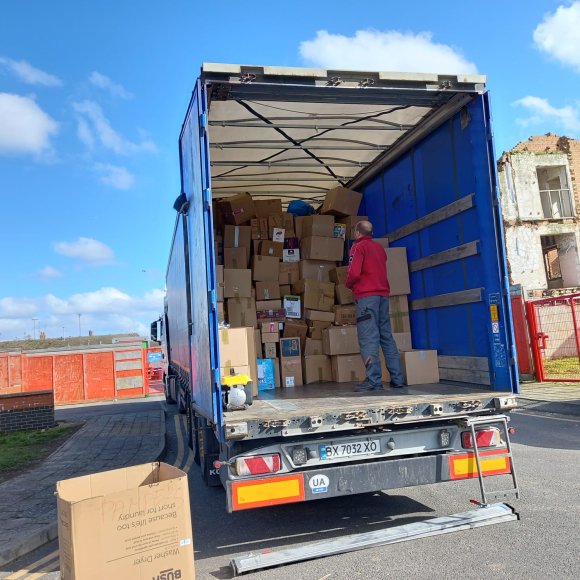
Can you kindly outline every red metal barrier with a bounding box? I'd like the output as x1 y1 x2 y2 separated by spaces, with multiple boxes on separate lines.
510 295 533 376
527 294 580 382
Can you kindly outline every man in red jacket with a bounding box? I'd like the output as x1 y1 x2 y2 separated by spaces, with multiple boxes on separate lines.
345 220 404 391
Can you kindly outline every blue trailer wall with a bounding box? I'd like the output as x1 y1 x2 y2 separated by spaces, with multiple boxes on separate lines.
360 95 516 392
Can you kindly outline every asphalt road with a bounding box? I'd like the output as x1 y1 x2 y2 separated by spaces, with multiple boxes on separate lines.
3 401 579 579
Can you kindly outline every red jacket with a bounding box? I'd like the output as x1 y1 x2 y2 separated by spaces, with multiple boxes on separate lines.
345 236 390 299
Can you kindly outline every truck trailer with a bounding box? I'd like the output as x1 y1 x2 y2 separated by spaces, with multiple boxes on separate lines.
161 63 519 513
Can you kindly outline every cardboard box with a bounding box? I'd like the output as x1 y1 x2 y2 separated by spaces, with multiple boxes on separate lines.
333 224 346 239
294 216 307 240
279 262 300 285
254 329 262 359
268 213 295 238
261 331 280 343
302 215 335 238
256 299 282 311
283 295 301 319
263 343 277 358
252 255 280 282
331 354 366 383
272 357 281 388
219 326 258 395
224 246 248 269
334 304 356 325
251 217 270 240
307 320 332 340
304 309 335 323
281 356 303 387
259 240 284 258
344 215 369 240
320 186 363 217
387 247 410 296
400 350 439 385
227 298 257 328
283 319 308 347
255 198 282 217
216 265 224 284
390 295 411 333
257 308 286 322
303 355 332 384
261 321 280 333
300 259 335 282
335 284 354 305
280 336 301 358
393 332 413 352
375 237 389 249
255 281 281 301
301 236 344 262
218 302 225 323
224 224 252 251
257 359 276 391
224 269 252 298
222 193 256 225
292 279 335 312
279 284 292 296
217 283 224 302
322 326 360 355
329 266 348 285
304 337 323 356
283 249 300 262
57 463 195 580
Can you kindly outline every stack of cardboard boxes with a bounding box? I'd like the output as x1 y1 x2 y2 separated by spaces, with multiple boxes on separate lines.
215 186 439 394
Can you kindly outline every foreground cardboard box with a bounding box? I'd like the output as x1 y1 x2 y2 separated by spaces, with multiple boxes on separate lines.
331 354 366 382
303 355 332 384
281 356 303 387
57 462 194 580
219 326 258 394
400 350 439 385
322 326 360 355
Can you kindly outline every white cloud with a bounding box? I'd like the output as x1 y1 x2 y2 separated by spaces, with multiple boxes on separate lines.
299 29 477 74
533 2 580 72
0 56 62 86
513 96 580 132
94 163 135 190
0 297 38 318
39 266 62 278
0 93 58 155
72 100 156 155
89 71 132 99
54 237 115 265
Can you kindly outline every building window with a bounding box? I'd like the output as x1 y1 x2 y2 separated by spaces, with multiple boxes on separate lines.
537 166 574 219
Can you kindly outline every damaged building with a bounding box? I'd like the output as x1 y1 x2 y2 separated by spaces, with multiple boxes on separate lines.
497 134 580 295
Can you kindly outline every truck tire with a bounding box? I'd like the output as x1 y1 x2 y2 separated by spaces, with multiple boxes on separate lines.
198 416 221 487
165 375 177 404
177 384 187 414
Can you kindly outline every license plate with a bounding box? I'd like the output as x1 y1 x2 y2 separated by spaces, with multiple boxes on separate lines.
320 439 381 460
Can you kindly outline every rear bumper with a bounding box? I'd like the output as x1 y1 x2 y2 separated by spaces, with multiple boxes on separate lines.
225 450 510 512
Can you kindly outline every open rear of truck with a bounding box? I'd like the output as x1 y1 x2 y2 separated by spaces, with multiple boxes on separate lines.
174 63 519 512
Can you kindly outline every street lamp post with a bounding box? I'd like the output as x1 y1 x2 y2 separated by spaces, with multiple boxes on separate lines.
32 317 38 340
78 313 82 337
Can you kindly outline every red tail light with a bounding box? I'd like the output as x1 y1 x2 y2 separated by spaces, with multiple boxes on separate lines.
235 454 282 476
461 428 501 449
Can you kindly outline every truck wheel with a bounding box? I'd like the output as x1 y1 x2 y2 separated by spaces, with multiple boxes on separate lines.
198 416 221 487
177 385 187 414
165 375 176 404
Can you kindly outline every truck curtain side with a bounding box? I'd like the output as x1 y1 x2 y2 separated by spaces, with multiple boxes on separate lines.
170 64 519 511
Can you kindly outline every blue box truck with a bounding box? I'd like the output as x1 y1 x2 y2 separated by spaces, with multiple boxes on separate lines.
160 63 519 513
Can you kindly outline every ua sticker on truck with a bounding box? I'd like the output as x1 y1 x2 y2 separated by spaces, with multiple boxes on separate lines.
309 474 330 494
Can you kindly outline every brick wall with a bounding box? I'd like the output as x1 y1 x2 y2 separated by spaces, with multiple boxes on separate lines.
0 390 56 434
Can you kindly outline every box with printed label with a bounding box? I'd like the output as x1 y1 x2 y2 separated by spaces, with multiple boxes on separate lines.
255 198 282 217
252 255 280 282
333 224 346 239
251 217 270 240
281 356 303 387
301 236 344 262
320 186 363 218
263 343 277 359
268 213 295 238
335 284 354 305
283 249 300 262
301 215 335 238
303 355 332 384
280 337 301 358
56 462 195 580
259 240 284 258
304 309 335 323
343 215 369 240
279 262 300 284
227 298 257 328
292 279 335 312
322 326 360 355
272 228 285 242
387 247 410 296
304 338 323 356
257 359 276 391
222 193 256 225
300 260 335 282
224 246 248 269
329 266 348 285
256 308 286 322
333 304 356 325
331 354 366 382
307 320 332 340
400 350 439 385
224 269 252 298
283 295 301 319
255 281 281 301
261 321 280 334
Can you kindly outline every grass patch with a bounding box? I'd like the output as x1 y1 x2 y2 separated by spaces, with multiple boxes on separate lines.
0 423 81 477
544 357 580 379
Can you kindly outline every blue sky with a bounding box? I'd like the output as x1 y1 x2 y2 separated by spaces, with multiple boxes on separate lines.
2 0 580 340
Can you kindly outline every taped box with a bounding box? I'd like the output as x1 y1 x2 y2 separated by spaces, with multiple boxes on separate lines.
331 354 366 382
57 462 194 580
281 356 303 387
322 326 360 355
303 355 332 384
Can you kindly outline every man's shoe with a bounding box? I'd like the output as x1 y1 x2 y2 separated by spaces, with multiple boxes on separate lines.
390 382 405 389
355 382 384 392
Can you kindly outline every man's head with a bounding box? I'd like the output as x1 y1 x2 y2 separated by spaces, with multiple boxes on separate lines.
355 220 373 239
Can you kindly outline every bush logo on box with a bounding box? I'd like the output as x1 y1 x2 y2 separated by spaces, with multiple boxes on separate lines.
153 568 182 580
308 474 329 494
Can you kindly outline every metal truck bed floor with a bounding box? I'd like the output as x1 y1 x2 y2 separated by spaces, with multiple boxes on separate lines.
223 382 498 432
